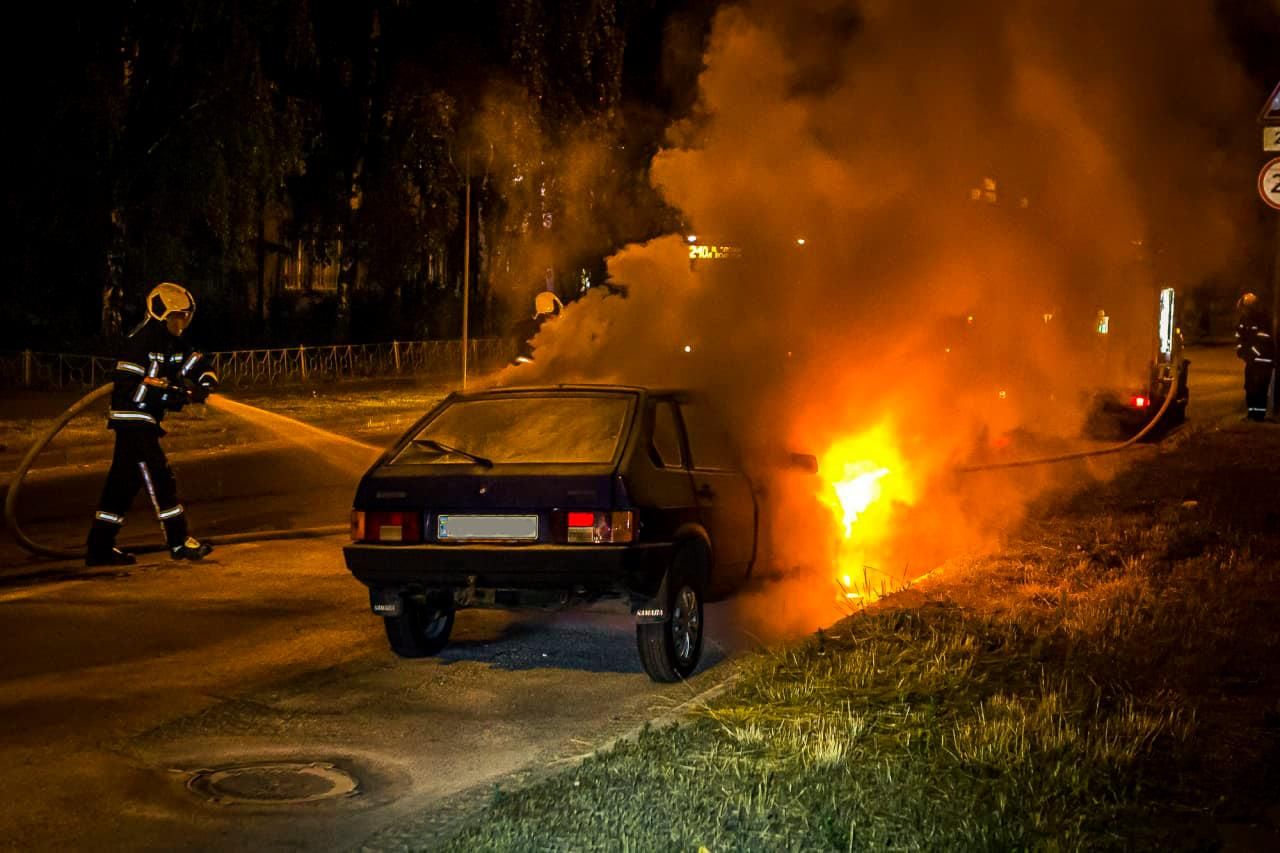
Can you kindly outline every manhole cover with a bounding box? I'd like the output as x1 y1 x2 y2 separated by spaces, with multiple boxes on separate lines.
187 761 359 805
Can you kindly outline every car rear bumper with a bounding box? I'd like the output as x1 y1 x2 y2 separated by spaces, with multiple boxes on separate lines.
342 541 674 599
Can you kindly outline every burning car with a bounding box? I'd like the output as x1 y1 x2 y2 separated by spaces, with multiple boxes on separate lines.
344 385 807 682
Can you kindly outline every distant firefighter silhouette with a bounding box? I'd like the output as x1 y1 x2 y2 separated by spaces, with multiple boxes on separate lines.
85 283 220 566
1235 292 1274 422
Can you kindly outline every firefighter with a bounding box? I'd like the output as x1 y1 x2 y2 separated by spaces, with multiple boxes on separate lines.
85 283 220 566
1235 292 1275 422
509 291 563 365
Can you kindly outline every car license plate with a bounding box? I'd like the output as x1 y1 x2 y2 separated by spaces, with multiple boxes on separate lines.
437 514 539 541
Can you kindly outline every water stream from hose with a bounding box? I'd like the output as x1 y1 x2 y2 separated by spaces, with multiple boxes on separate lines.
5 387 386 561
205 394 383 475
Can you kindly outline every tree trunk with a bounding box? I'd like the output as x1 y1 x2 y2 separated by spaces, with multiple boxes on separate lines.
255 191 268 334
336 233 353 341
101 204 125 342
477 190 489 335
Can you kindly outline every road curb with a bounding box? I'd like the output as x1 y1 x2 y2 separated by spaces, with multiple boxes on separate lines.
548 666 741 769
357 664 741 853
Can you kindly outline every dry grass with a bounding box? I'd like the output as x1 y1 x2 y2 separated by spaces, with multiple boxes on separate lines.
433 424 1280 851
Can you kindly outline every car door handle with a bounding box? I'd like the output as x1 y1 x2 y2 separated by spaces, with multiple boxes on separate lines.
696 483 715 500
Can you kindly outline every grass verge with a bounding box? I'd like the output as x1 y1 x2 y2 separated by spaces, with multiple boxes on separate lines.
434 423 1280 851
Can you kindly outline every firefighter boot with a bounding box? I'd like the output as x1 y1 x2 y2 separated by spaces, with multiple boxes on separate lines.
162 513 210 561
171 536 214 561
86 519 136 567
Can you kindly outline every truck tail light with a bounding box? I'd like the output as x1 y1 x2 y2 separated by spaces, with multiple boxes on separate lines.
1129 395 1149 409
562 510 635 544
351 510 422 544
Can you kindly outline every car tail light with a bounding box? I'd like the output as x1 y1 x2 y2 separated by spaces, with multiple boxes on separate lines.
351 510 422 544
562 510 635 544
1129 395 1149 409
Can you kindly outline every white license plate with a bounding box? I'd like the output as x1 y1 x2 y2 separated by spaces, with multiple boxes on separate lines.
437 514 539 541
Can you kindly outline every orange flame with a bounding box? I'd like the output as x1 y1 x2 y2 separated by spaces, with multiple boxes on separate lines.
830 464 890 537
818 422 915 604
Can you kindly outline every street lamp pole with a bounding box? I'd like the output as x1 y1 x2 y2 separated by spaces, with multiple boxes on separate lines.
462 152 471 391
1272 215 1280 414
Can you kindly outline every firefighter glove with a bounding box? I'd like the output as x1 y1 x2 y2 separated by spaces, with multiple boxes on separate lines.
167 385 191 411
192 371 218 404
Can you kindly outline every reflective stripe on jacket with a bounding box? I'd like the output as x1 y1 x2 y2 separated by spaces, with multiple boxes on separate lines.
108 322 207 430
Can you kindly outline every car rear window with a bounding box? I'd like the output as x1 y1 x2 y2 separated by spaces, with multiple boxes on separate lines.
390 394 634 466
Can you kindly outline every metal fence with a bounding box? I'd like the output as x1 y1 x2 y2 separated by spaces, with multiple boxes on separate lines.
0 338 512 390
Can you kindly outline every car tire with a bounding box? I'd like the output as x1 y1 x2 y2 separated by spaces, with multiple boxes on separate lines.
637 547 706 682
384 597 455 658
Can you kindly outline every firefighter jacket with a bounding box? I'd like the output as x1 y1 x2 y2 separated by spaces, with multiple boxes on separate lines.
108 322 217 431
1237 317 1276 367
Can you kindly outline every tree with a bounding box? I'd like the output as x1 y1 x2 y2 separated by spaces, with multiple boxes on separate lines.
1 0 716 350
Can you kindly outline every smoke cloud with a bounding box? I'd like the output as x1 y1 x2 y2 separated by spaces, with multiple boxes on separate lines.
501 0 1253 634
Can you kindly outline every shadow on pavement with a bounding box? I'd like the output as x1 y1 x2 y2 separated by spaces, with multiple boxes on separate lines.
438 615 727 676
0 564 135 590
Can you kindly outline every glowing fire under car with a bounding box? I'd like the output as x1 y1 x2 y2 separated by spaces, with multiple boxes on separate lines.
817 424 914 603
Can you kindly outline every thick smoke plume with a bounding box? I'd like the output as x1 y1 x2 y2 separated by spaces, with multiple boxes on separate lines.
504 0 1252 633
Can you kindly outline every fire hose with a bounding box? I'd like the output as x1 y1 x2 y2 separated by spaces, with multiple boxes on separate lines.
6 370 1180 557
956 374 1179 473
4 383 347 561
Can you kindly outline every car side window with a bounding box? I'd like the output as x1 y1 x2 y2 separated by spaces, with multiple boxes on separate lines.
650 401 685 469
680 402 736 471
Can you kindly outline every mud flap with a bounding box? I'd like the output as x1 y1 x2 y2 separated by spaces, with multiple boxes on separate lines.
632 571 669 624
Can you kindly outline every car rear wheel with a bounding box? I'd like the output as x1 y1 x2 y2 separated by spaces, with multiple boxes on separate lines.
637 549 706 682
384 597 455 658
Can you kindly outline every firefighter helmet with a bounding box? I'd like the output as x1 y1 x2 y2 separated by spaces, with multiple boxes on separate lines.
146 282 196 322
1239 292 1259 312
534 291 562 317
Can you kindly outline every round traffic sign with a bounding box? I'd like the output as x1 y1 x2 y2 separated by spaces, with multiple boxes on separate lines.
1259 157 1280 210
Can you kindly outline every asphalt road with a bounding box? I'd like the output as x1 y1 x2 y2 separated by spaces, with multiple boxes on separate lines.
0 536 737 851
1184 341 1248 422
0 441 360 568
0 391 741 851
0 345 1254 850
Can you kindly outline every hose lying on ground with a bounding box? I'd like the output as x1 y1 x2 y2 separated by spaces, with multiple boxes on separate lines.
4 383 347 561
956 376 1179 473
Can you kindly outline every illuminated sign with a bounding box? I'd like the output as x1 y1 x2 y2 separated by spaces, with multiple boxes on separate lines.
688 244 742 261
1158 287 1175 358
1259 157 1280 210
